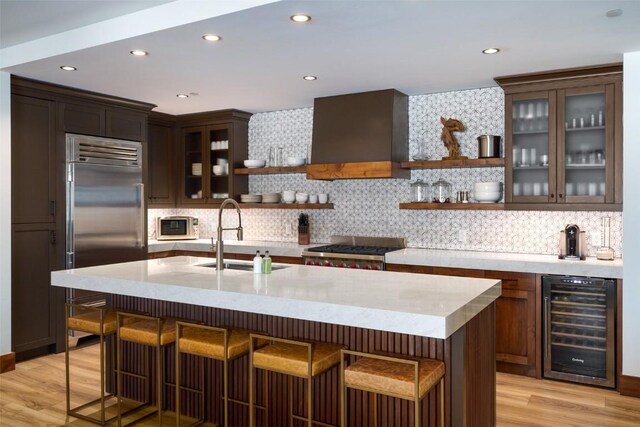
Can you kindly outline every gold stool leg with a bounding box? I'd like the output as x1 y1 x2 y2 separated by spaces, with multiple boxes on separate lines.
157 346 162 426
340 353 347 427
289 376 293 427
65 305 71 416
415 395 422 427
249 341 254 427
117 320 123 427
175 341 180 427
264 370 269 426
307 375 313 427
439 378 444 427
223 358 229 427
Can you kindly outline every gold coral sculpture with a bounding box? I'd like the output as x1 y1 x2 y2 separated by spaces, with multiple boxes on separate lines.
440 117 467 160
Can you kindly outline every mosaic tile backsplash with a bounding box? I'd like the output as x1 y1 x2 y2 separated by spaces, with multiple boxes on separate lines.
149 87 623 258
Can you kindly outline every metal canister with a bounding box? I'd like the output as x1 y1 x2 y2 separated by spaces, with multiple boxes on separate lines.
477 135 502 158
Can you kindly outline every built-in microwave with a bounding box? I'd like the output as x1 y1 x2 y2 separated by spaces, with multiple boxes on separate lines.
156 216 199 240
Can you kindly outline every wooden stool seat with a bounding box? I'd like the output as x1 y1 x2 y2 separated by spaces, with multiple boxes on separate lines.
179 326 251 359
119 318 176 346
249 335 345 426
344 356 445 399
68 309 117 335
116 313 176 426
253 340 343 378
341 350 445 427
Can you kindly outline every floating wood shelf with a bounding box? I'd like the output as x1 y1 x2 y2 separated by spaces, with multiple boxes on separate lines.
401 158 505 169
238 203 334 209
234 166 307 175
399 202 505 210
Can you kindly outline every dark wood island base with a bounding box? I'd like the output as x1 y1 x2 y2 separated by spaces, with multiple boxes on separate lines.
110 295 496 427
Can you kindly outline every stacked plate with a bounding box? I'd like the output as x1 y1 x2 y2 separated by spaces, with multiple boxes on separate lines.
191 163 202 176
261 192 280 203
240 194 262 203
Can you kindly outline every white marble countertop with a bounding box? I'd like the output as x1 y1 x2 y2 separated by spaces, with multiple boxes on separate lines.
148 239 622 279
385 249 623 279
51 256 501 339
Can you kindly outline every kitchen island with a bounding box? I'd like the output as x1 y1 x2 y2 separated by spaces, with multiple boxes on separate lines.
52 256 501 426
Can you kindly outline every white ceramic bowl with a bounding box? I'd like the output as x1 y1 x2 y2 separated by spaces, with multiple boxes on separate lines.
244 159 266 168
212 165 224 175
287 157 306 167
295 192 309 203
474 191 502 203
474 182 502 192
282 190 296 203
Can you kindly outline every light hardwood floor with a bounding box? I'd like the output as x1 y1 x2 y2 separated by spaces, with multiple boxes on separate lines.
1 344 639 426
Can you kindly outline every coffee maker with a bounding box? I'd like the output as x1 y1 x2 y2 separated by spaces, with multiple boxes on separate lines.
559 224 586 260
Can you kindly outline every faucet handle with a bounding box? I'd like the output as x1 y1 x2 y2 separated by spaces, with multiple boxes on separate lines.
211 236 215 251
237 227 243 241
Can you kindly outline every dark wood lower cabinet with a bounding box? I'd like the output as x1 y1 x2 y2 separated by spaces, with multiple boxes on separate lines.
11 223 64 359
387 264 538 377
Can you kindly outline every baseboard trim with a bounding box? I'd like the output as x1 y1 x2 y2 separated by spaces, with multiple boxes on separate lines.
0 352 16 374
620 374 640 397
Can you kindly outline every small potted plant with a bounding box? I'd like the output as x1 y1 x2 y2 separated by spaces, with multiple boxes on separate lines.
298 213 310 245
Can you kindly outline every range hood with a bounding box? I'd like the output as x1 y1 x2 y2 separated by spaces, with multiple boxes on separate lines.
307 89 410 180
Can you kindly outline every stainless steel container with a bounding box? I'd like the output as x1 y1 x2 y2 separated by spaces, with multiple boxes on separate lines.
477 135 501 158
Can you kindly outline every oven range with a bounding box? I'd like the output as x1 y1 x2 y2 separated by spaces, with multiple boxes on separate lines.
301 236 406 271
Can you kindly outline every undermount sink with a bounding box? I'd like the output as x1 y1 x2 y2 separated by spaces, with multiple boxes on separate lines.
198 262 288 271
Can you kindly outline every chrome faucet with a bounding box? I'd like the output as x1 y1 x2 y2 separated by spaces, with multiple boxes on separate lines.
215 198 243 270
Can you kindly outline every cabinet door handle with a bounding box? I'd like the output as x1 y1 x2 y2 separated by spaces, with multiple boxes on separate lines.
50 230 56 245
50 200 56 217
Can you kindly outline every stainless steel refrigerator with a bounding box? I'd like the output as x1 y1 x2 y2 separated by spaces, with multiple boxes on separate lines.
65 133 145 276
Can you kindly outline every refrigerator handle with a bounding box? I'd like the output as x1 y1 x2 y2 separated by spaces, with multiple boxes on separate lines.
544 296 551 360
136 183 146 248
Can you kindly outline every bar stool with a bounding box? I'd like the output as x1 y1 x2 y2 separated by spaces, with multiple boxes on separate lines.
175 322 259 426
340 350 445 427
249 334 345 427
116 312 176 427
65 303 117 425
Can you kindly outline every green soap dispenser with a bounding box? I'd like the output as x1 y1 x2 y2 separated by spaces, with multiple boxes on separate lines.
262 251 272 274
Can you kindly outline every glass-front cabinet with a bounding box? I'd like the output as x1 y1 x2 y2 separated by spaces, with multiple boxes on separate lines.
178 111 250 206
558 87 613 204
507 92 556 203
500 64 622 209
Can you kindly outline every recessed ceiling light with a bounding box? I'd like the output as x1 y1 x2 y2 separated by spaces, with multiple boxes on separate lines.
302 75 317 81
202 34 222 42
60 65 77 71
290 14 311 23
482 48 500 54
176 94 189 98
130 50 148 56
606 9 623 18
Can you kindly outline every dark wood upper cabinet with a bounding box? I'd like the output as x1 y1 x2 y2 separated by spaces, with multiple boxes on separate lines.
148 113 176 207
62 101 106 136
106 108 147 142
176 110 251 207
11 95 56 224
496 64 623 211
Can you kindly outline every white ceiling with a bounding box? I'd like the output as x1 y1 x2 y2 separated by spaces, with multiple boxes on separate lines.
0 0 175 48
2 0 640 115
